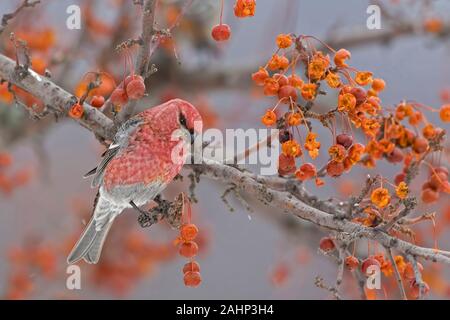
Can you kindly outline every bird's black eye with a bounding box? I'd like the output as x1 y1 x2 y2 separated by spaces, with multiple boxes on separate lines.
179 112 187 128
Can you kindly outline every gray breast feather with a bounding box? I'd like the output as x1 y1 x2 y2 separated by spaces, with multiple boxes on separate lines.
99 179 166 207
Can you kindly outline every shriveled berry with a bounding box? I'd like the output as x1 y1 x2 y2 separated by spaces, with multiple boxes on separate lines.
386 148 404 163
336 133 353 149
319 237 335 252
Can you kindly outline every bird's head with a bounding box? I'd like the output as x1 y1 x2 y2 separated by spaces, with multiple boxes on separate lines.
142 98 203 142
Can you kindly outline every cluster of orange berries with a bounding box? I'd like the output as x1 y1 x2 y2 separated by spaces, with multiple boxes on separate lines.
0 152 31 195
254 33 449 204
69 66 146 119
176 223 202 287
319 236 429 299
211 0 255 42
6 243 57 299
421 166 449 203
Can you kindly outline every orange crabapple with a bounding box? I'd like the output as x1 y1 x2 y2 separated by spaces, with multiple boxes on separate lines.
68 103 83 119
440 104 450 122
268 54 289 71
378 138 395 154
288 74 303 89
261 109 277 126
422 124 436 140
251 68 269 86
211 24 231 42
278 85 298 103
184 271 202 287
355 71 373 86
338 93 356 112
304 132 321 159
183 261 200 274
370 187 391 208
429 172 448 192
345 256 359 271
421 188 439 203
325 72 341 88
328 144 347 163
110 87 128 106
371 78 386 92
395 182 409 199
282 140 302 158
301 83 317 101
125 74 146 100
179 241 199 258
408 111 423 126
326 160 345 178
423 17 443 33
412 137 429 154
319 237 335 252
295 163 316 181
348 143 365 161
287 112 302 126
307 58 328 81
263 78 280 96
234 0 255 18
273 73 289 87
276 34 292 49
180 224 199 242
90 95 105 108
278 154 296 176
334 48 351 67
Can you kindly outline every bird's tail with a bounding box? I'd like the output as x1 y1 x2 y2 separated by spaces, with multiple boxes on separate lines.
67 196 120 264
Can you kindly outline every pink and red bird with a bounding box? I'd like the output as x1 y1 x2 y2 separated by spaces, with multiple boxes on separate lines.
67 99 202 264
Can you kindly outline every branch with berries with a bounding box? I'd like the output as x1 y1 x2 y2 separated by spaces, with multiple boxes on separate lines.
1 0 450 299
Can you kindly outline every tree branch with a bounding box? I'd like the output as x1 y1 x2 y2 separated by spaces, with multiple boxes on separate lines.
116 0 156 124
0 54 115 140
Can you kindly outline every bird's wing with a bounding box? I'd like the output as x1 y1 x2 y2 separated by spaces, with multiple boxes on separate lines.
84 117 144 188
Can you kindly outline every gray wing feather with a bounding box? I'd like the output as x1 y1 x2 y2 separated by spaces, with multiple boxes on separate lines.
87 117 144 188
